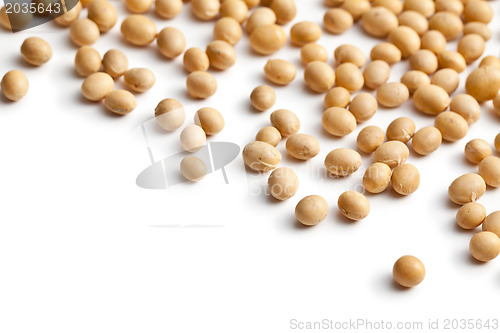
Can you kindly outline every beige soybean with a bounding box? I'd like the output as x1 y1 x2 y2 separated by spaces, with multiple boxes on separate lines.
465 139 492 164
479 156 500 188
251 85 276 111
435 0 463 15
335 63 364 92
341 0 370 21
363 60 390 90
126 0 153 13
264 59 296 86
410 50 438 75
180 156 207 182
220 0 248 24
268 167 299 201
401 70 431 95
301 43 328 64
483 212 500 238
88 0 117 32
357 125 385 154
104 89 137 115
191 0 220 20
413 84 449 115
324 87 350 109
70 18 100 46
245 7 276 34
387 117 415 143
186 71 217 98
338 191 370 221
393 255 426 288
81 72 114 101
325 148 362 176
421 30 447 54
250 24 286 55
20 37 52 66
242 141 282 172
270 109 300 137
54 1 81 26
435 111 468 142
157 27 185 59
398 10 428 36
194 107 224 135
295 195 329 226
376 82 409 108
243 0 259 9
304 61 335 93
458 34 485 64
448 173 486 205
374 141 409 168
466 67 500 103
121 15 157 46
464 0 493 24
373 0 402 14
450 94 481 125
334 44 366 67
155 0 183 19
80 0 96 7
349 93 377 123
404 0 434 17
124 68 155 93
431 68 459 94
214 17 242 46
271 0 297 25
1 70 29 101
324 0 344 6
361 7 398 38
290 21 321 46
286 134 320 160
363 162 392 194
464 22 491 41
155 98 185 131
206 40 236 71
370 43 401 65
428 12 463 41
496 133 500 153
102 49 128 79
412 126 442 156
469 231 500 262
437 51 466 73
256 126 281 146
180 125 206 152
323 8 353 34
322 107 356 137
388 26 421 58
457 202 487 230
183 48 210 73
75 46 101 77
391 163 420 195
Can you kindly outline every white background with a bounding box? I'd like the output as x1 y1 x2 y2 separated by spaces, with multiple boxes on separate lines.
1 1 500 332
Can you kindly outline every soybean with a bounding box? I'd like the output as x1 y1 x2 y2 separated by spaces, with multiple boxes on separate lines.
256 126 281 146
391 163 420 195
124 68 155 93
335 63 364 92
322 107 356 137
191 0 220 20
220 0 248 24
242 141 282 172
357 125 385 154
457 202 487 230
324 87 350 109
388 26 421 58
245 7 276 34
270 109 300 137
250 24 286 55
121 15 157 46
370 42 401 65
413 84 449 115
206 40 236 70
104 89 137 115
1 70 29 101
465 139 492 164
448 173 486 205
70 18 100 46
393 255 425 288
286 134 320 160
450 94 481 124
464 22 491 41
20 37 52 66
290 21 322 46
412 127 442 156
363 162 392 193
469 231 500 262
183 48 210 73
457 34 485 64
466 66 500 103
75 46 101 77
437 50 466 73
349 93 377 123
478 156 500 188
271 0 297 25
338 191 370 221
361 7 398 38
126 0 153 13
155 98 185 131
251 85 276 111
81 72 114 101
376 82 409 108
373 141 409 168
387 117 415 143
88 0 117 32
324 148 362 176
213 17 242 46
483 212 500 238
398 10 428 36
435 111 468 142
268 167 299 201
334 44 366 67
304 61 335 93
102 49 128 79
155 0 183 19
401 70 430 95
410 49 438 75
186 71 217 98
295 195 329 226
323 8 353 34
194 107 225 135
264 59 296 85
431 68 459 94
421 30 447 54
180 156 207 182
363 60 390 90
157 27 186 59
301 43 328 64
180 125 206 152
428 12 463 41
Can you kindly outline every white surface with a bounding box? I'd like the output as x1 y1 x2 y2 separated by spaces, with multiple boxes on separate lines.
1 1 500 332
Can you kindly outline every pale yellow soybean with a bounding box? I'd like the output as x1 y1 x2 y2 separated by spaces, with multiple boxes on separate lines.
335 63 364 92
341 0 370 21
155 0 183 19
180 125 206 152
323 8 353 34
388 26 421 58
435 111 468 142
183 48 210 73
242 141 282 172
363 60 390 89
102 49 128 79
104 89 137 115
268 167 299 201
270 109 300 137
220 0 248 24
155 98 185 131
413 84 449 115
20 37 52 66
301 43 328 64
483 211 500 238
180 156 207 182
464 0 493 24
349 92 377 123
401 70 431 95
324 87 350 109
325 148 362 176
295 195 329 226
412 126 442 156
249 24 286 55
75 46 101 77
464 22 491 41
251 85 276 111
410 50 438 75
421 30 447 54
478 156 500 187
157 27 186 59
256 126 281 146
1 70 29 101
376 82 409 108
391 163 420 195
386 117 416 143
206 40 236 71
466 67 500 103
430 68 459 94
54 1 81 26
271 0 296 25
322 107 356 137
469 231 500 262
457 34 485 64
264 59 296 85
448 173 486 205
304 61 335 93
363 162 392 194
194 107 225 135
186 71 217 98
338 191 370 221
290 21 321 46
435 0 463 16
361 7 398 38
398 10 428 36
465 139 492 164
126 0 153 13
124 68 155 93
370 42 401 65
428 12 463 41
334 44 366 67
88 0 117 32
495 133 500 153
243 0 259 9
324 0 344 7
357 125 385 154
245 7 276 34
450 94 481 125
70 18 100 46
120 15 157 46
373 141 409 168
286 134 320 160
81 72 114 101
372 0 402 14
457 202 486 230
214 17 242 46
393 255 426 288
437 50 466 73
404 0 435 17
191 0 220 20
